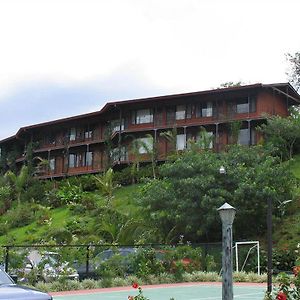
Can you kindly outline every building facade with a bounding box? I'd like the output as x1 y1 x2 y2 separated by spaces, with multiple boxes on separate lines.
0 83 299 179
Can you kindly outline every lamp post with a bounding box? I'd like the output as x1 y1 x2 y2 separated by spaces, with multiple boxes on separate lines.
267 197 272 294
218 202 236 300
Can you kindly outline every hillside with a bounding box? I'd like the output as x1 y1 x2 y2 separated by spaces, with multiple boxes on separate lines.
273 154 300 248
0 151 299 248
0 183 143 245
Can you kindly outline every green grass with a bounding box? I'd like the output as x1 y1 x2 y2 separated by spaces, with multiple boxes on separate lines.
289 154 300 179
0 184 143 245
0 208 71 245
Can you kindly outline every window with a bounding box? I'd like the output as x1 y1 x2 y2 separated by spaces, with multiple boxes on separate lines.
69 153 76 168
49 158 55 171
196 131 214 149
110 147 127 162
176 134 186 151
196 101 213 117
85 151 93 166
120 146 128 161
176 105 186 120
166 107 176 124
236 99 249 114
132 109 153 124
69 152 93 168
111 119 125 132
238 128 249 145
46 133 56 145
186 104 193 119
84 128 93 139
138 137 153 154
69 128 76 141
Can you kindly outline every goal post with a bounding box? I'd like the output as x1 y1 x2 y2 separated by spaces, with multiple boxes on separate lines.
234 241 260 275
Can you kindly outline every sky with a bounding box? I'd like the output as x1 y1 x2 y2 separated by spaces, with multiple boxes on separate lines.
0 0 300 140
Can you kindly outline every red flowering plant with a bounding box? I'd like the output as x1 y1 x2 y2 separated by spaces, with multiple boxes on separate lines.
265 244 300 300
127 283 150 300
128 282 175 300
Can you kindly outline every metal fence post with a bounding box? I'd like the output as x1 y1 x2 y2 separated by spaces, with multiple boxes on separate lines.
5 246 9 273
86 245 90 275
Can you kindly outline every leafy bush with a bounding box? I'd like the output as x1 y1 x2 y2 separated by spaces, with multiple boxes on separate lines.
5 205 35 228
131 248 165 278
45 227 73 244
56 184 84 204
95 253 132 279
44 190 62 208
0 186 12 215
67 175 98 192
273 248 297 273
21 180 46 204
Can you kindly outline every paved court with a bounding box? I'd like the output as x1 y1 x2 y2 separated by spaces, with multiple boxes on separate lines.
51 282 266 300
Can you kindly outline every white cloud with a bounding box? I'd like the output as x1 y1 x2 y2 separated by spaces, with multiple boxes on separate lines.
0 0 300 137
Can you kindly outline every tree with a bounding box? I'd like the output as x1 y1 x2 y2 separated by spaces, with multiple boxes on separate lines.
228 120 242 144
137 145 295 243
220 81 243 88
127 134 157 182
160 127 178 156
94 168 117 202
187 126 214 151
258 111 300 160
286 52 300 90
4 165 30 206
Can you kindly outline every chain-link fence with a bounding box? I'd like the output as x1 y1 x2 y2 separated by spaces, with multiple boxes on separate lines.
1 243 226 282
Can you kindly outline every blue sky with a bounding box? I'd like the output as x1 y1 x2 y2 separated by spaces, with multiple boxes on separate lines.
1 0 300 139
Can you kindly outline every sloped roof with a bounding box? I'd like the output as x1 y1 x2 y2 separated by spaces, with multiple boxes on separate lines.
1 82 299 144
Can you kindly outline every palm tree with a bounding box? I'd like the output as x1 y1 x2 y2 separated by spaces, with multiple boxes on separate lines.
160 127 178 156
188 126 214 151
126 134 157 182
4 165 29 206
94 168 117 203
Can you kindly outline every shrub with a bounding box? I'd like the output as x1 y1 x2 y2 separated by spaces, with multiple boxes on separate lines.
131 248 166 278
45 190 62 208
45 227 73 244
5 205 35 228
56 183 84 204
81 279 98 289
67 175 98 192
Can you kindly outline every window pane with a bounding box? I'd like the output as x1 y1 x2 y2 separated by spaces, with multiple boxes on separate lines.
70 128 76 141
85 151 93 166
236 99 249 114
167 107 176 124
120 146 128 161
69 154 75 168
136 109 153 124
138 137 153 154
202 102 213 117
176 134 186 150
196 102 213 117
49 158 55 171
176 105 185 120
84 129 93 139
138 137 152 154
186 104 192 119
111 119 125 132
197 131 214 149
238 128 249 145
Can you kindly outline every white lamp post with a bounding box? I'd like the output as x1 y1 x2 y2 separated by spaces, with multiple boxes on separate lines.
218 202 236 300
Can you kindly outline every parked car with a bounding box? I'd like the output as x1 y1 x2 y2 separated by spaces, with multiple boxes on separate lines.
75 247 137 279
20 250 79 283
0 267 52 299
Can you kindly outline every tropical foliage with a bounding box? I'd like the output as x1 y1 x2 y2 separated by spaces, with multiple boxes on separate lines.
137 145 295 243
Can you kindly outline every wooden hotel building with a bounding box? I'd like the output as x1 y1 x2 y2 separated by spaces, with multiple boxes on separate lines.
0 83 299 179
